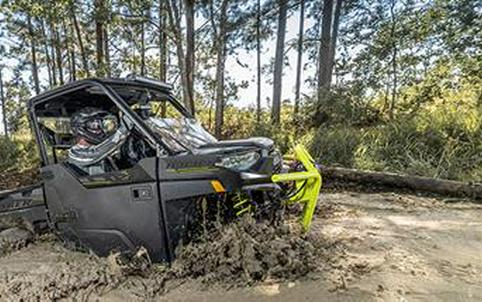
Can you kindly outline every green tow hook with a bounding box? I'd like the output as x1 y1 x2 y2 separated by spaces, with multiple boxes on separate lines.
271 144 322 231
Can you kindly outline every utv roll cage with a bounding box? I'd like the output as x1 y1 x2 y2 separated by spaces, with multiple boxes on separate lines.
28 76 188 166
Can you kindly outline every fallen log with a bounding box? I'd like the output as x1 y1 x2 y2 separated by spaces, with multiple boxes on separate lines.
320 165 482 201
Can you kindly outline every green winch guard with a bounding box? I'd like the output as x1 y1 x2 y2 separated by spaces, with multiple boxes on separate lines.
271 144 322 231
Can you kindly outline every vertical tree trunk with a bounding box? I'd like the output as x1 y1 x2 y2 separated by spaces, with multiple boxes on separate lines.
95 0 105 77
166 0 191 113
0 69 8 139
55 26 64 85
317 0 334 104
159 1 167 82
389 0 397 119
71 2 90 76
328 0 342 85
214 0 229 138
141 19 146 76
294 0 305 121
27 15 40 94
131 37 137 73
40 19 53 87
159 0 168 117
104 27 111 77
271 0 287 125
69 19 77 81
184 0 195 116
49 21 58 86
62 19 73 82
256 0 262 125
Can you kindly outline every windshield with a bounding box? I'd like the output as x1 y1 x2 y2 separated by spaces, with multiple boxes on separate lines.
112 85 217 153
147 117 217 152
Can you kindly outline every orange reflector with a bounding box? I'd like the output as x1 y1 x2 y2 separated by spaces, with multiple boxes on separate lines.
211 180 226 193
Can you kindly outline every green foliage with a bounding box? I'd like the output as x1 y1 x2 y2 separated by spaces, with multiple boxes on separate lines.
195 102 298 154
308 126 361 167
0 134 39 172
0 137 19 171
0 0 480 185
307 63 482 181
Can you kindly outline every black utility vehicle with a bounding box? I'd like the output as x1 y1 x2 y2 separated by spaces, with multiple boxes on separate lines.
0 77 321 262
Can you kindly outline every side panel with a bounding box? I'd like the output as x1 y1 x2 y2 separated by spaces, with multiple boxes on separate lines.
0 185 48 232
41 158 169 261
158 156 243 255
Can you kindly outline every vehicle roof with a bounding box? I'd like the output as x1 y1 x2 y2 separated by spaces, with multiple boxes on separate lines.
28 77 173 109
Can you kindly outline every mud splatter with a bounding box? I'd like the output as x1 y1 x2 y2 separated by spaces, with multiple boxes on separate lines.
0 211 346 300
0 227 33 256
170 216 343 285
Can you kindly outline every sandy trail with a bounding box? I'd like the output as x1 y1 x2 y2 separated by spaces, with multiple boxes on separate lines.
0 191 481 301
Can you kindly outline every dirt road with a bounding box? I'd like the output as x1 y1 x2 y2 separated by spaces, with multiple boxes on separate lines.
0 191 481 301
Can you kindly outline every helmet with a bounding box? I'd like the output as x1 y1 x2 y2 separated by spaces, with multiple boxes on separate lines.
71 107 119 145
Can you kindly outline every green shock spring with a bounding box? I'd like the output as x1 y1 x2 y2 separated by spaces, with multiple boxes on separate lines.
232 192 252 216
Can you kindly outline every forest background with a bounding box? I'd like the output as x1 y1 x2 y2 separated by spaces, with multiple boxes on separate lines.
0 0 480 182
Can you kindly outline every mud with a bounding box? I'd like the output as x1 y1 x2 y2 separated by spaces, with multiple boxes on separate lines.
170 216 343 285
0 191 481 301
0 227 33 257
0 233 153 301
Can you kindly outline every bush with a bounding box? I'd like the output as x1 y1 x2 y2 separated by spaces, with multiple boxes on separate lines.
0 138 19 172
308 126 361 167
307 119 482 181
306 66 482 182
0 134 39 175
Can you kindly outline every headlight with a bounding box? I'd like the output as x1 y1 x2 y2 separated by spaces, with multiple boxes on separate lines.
216 151 260 171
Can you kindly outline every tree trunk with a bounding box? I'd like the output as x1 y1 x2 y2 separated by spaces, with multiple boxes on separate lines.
71 2 90 76
95 0 105 77
167 0 192 115
159 3 167 82
294 0 305 121
321 165 482 201
40 19 53 87
389 0 397 119
49 21 58 86
55 26 64 85
328 0 342 87
141 19 146 76
184 0 195 116
0 69 8 139
256 0 262 125
62 19 73 82
317 0 334 104
68 19 77 81
104 27 111 77
27 15 40 94
214 0 229 138
271 0 288 125
159 0 168 117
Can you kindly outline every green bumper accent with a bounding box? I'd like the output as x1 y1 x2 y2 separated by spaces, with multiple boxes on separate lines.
271 145 322 231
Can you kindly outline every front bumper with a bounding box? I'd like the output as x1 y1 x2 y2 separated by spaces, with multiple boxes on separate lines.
235 145 322 231
271 145 322 231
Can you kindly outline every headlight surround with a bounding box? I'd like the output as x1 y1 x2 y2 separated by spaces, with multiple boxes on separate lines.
216 151 260 171
271 149 282 172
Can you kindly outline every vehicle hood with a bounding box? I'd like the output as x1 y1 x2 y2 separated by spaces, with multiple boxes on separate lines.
195 137 275 155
